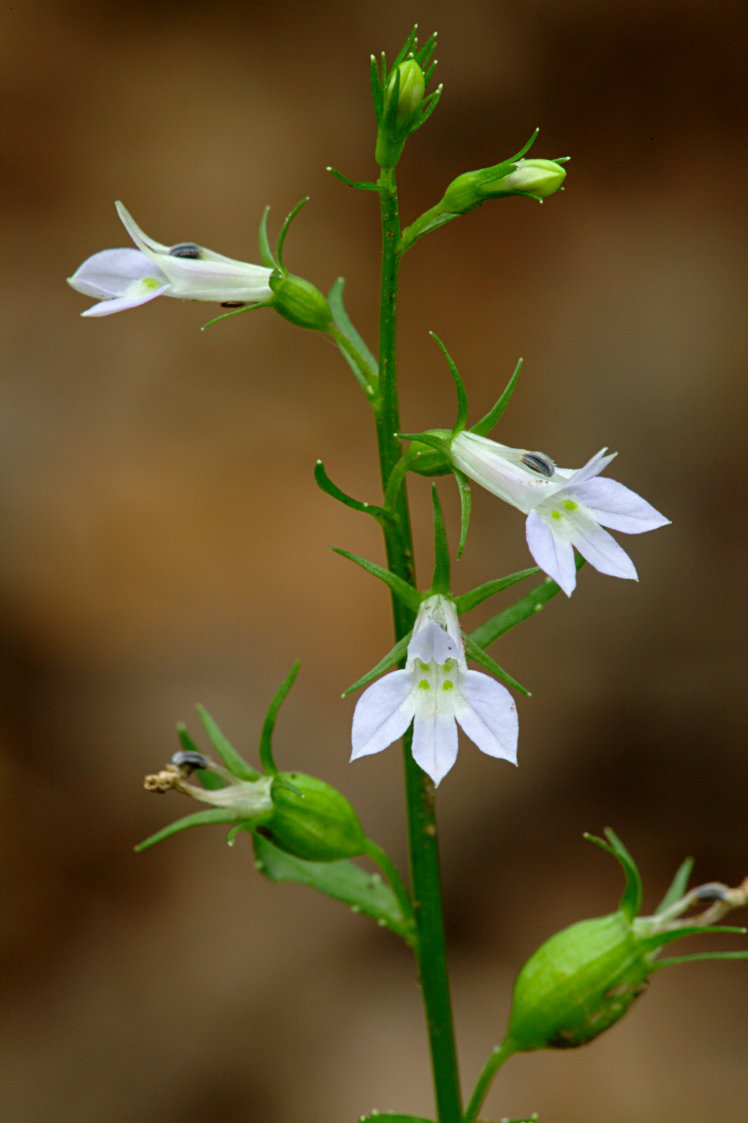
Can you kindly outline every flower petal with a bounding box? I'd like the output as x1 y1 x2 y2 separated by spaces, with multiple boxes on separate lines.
525 508 578 595
68 248 166 299
351 671 414 760
560 448 617 488
455 671 518 765
450 431 560 514
573 478 670 535
408 619 461 666
115 201 274 303
79 276 170 316
564 508 639 581
411 703 459 786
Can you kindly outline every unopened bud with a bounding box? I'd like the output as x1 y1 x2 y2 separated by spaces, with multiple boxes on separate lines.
442 158 567 213
387 59 426 126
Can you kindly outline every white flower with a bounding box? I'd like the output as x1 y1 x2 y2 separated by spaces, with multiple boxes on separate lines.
451 431 670 597
68 201 274 317
351 595 518 786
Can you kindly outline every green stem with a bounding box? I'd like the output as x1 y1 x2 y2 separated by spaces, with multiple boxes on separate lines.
462 1040 517 1123
374 164 463 1123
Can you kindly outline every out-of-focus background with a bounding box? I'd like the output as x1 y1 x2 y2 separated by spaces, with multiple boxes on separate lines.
2 1 746 1120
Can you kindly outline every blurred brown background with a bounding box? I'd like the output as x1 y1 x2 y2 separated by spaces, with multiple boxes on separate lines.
2 1 746 1121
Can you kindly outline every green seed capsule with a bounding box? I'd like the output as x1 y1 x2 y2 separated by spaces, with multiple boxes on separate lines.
504 911 651 1051
269 273 332 331
261 772 367 862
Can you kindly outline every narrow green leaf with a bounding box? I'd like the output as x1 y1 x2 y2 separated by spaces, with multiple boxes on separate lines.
655 856 695 915
326 167 381 192
196 705 260 781
343 634 411 696
454 567 540 614
359 1115 434 1123
259 661 300 776
313 460 392 525
332 547 422 612
469 559 584 649
253 833 413 943
471 357 523 436
328 277 378 376
430 485 451 593
463 634 530 696
135 808 237 851
454 468 472 558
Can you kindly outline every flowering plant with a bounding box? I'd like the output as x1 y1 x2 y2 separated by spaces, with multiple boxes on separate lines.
68 26 745 1123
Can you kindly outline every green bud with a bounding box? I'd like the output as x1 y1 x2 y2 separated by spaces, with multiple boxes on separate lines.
270 272 332 331
261 772 367 862
504 911 650 1051
387 59 426 126
442 158 567 213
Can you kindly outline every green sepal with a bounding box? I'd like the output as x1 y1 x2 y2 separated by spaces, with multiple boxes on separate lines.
463 633 530 696
331 547 422 612
429 485 451 593
640 925 748 960
471 357 523 436
252 833 414 944
275 197 309 273
428 331 468 434
200 302 266 330
343 633 411 697
655 856 695 914
505 127 540 166
326 166 381 192
196 705 260 781
134 808 237 851
655 950 748 968
258 204 276 268
454 467 472 558
314 460 394 526
586 829 643 921
176 724 224 790
469 559 584 650
453 567 540 614
258 661 300 776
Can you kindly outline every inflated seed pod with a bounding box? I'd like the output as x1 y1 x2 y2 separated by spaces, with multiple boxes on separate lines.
504 910 651 1051
260 772 367 862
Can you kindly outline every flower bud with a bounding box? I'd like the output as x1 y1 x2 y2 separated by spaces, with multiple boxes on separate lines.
442 158 567 213
504 911 650 1051
270 272 332 331
387 59 426 126
260 772 367 862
